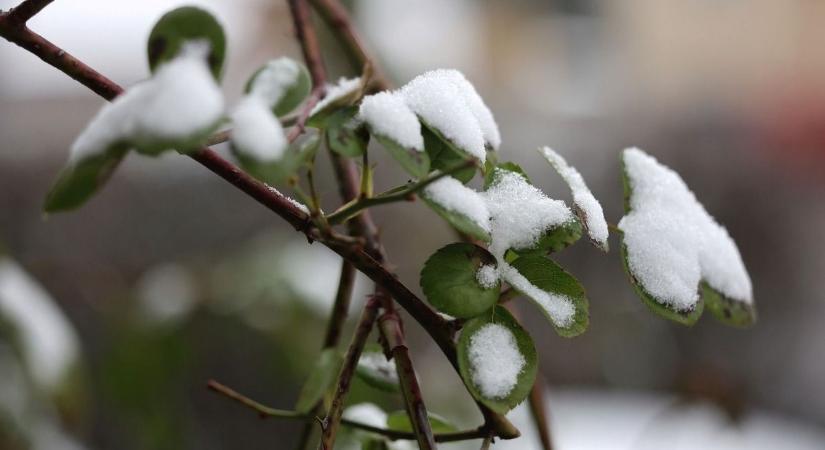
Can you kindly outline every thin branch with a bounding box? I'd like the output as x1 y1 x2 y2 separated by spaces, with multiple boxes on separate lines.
286 86 324 143
208 379 486 443
287 0 327 87
528 375 554 450
325 159 477 225
5 0 54 25
321 296 381 449
0 10 521 442
308 0 391 91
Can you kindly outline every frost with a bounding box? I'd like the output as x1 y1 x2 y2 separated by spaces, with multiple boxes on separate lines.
482 169 574 258
231 96 287 162
499 262 576 327
311 76 362 115
358 91 424 151
358 352 399 384
70 41 223 161
0 258 80 390
267 186 310 214
476 264 499 289
468 323 525 399
423 176 491 233
541 147 609 249
401 69 499 162
618 147 753 311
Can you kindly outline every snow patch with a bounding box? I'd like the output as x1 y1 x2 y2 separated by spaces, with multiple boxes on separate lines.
70 41 223 161
618 147 753 311
230 96 287 162
476 264 499 289
423 176 491 233
468 323 525 399
499 262 575 327
541 147 608 249
358 352 398 384
358 91 424 151
247 57 301 106
311 76 362 115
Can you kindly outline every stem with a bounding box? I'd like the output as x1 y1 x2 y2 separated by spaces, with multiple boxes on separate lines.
528 375 554 450
208 379 486 442
6 0 53 25
321 296 381 449
308 0 391 91
325 159 477 225
498 287 519 304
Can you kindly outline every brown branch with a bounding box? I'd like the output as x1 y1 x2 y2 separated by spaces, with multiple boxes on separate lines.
0 5 520 441
287 0 327 88
5 0 53 25
308 0 391 91
529 375 554 450
321 295 381 449
286 85 324 143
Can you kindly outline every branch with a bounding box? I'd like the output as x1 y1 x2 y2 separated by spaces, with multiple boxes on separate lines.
208 379 487 443
5 0 53 25
528 375 554 450
321 295 381 449
287 0 327 88
325 159 477 225
286 86 324 143
308 0 391 91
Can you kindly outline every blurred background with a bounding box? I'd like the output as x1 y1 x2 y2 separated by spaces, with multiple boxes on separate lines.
1 0 825 449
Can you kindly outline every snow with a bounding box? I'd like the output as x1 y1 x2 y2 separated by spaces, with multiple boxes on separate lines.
423 176 491 233
230 96 287 162
0 258 80 390
358 352 399 384
342 403 387 429
401 69 498 162
267 186 309 214
70 40 223 161
499 262 576 327
618 148 753 311
311 76 362 115
482 169 574 258
476 264 499 289
247 57 301 106
358 91 424 151
468 323 525 399
541 147 609 249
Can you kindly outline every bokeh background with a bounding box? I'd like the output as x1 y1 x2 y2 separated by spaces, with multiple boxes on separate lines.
1 0 824 449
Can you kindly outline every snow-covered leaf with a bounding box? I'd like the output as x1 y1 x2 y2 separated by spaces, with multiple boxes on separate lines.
618 148 755 326
244 58 311 117
423 126 476 183
421 177 490 242
326 107 369 158
44 147 127 212
234 129 320 185
294 348 343 413
147 6 226 80
483 160 531 189
355 345 399 392
540 147 609 251
505 255 589 337
308 77 366 126
420 243 499 319
457 306 537 414
386 410 457 434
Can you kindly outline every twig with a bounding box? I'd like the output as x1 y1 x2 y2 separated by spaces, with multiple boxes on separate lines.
321 296 381 449
308 0 391 91
208 379 486 442
325 159 477 225
286 86 324 143
5 0 53 25
529 375 554 450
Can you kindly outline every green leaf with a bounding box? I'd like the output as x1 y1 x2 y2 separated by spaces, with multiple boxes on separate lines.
386 410 457 434
423 126 476 183
421 243 500 319
324 106 369 158
133 119 223 157
294 349 343 413
245 59 311 116
373 134 430 178
701 282 756 327
355 345 399 392
44 147 128 213
483 161 531 189
233 130 320 185
618 234 704 326
307 77 367 126
147 6 226 80
457 306 537 414
508 255 590 337
420 195 491 243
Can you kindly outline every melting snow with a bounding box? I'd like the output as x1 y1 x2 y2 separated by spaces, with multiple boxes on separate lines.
618 147 753 311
